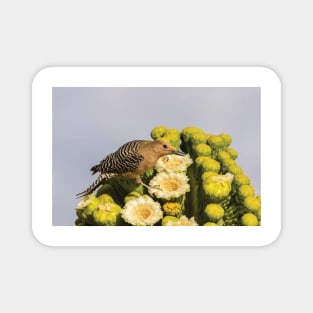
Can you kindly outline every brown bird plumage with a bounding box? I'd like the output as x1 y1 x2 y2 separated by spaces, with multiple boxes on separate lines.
76 140 184 198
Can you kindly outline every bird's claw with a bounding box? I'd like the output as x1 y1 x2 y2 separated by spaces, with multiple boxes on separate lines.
149 184 162 191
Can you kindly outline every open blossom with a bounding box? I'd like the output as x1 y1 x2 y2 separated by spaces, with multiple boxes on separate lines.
155 154 193 173
121 195 163 226
149 172 190 200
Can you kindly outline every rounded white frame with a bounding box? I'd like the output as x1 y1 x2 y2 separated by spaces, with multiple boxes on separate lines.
32 67 281 246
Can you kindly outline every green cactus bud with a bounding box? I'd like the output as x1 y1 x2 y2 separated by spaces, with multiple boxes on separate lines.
219 133 232 147
162 202 183 216
203 222 218 226
92 203 122 226
165 128 180 138
238 185 255 199
216 150 231 162
196 156 221 173
161 135 180 150
98 194 115 204
241 213 259 226
92 209 107 225
128 191 142 198
221 158 236 171
243 196 261 213
124 191 142 203
201 158 221 173
207 135 225 149
87 199 101 211
202 171 219 183
76 201 100 225
226 147 238 160
190 132 208 146
151 126 167 140
194 144 212 157
162 215 178 226
204 204 225 222
181 127 205 142
124 194 136 203
233 173 251 187
227 165 243 175
202 173 233 202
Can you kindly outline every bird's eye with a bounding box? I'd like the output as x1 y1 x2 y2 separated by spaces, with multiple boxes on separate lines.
163 144 168 149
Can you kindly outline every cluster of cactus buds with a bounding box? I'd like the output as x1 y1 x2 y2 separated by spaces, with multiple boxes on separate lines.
75 194 122 226
75 126 260 226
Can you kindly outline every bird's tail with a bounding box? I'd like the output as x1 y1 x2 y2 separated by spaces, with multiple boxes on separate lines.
90 164 100 175
76 173 116 198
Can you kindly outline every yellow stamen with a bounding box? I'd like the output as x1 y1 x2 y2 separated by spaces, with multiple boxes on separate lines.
162 180 180 191
136 205 153 219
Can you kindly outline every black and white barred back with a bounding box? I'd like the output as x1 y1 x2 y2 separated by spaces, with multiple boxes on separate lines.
76 140 145 198
91 140 145 174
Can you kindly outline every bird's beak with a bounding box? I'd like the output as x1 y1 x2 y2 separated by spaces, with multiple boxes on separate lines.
172 150 185 156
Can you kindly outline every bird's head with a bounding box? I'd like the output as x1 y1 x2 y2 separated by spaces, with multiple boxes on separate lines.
151 140 185 157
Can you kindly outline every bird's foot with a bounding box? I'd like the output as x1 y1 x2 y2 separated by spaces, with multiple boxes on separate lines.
137 177 162 191
149 184 162 191
140 182 162 191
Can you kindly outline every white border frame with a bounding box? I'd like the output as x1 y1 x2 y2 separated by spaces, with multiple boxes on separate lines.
32 67 281 246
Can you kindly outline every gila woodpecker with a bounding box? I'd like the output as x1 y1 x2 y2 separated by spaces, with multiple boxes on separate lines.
76 140 185 198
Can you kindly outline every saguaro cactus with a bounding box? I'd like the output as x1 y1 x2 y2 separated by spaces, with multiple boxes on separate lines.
75 126 261 226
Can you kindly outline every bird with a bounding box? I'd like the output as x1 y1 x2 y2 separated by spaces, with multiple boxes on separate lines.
76 139 185 198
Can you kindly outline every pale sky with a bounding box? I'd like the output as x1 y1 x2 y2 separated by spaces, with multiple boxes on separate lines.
53 87 260 225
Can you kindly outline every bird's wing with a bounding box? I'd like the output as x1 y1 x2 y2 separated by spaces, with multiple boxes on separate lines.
98 140 146 174
98 151 144 173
